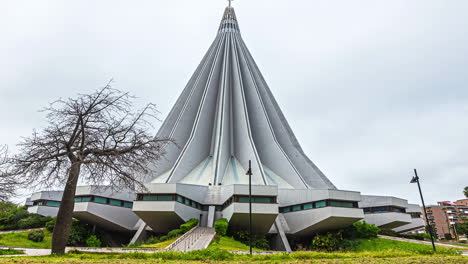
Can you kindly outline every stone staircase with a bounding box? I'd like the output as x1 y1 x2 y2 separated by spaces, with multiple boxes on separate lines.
166 227 216 252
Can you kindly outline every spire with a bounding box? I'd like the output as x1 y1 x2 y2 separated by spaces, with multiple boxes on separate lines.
218 6 240 33
149 5 337 190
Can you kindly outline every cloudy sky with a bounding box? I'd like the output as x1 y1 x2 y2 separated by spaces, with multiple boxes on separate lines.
1 0 467 205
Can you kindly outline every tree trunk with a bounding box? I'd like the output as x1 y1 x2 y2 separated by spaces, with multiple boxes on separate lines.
51 162 81 254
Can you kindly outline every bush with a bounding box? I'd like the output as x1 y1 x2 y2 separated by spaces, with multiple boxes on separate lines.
27 230 45 242
159 235 169 242
180 218 199 233
345 221 380 239
167 228 183 238
67 219 93 246
0 203 51 231
214 218 228 236
17 214 52 230
86 235 102 247
311 232 343 252
234 230 269 250
45 218 56 232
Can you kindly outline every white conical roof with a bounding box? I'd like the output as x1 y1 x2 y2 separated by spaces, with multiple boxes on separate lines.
149 7 336 190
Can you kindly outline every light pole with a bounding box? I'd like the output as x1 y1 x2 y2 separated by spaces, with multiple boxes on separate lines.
410 168 436 251
246 160 253 255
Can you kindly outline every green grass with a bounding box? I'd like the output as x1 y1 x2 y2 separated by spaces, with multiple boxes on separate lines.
207 236 263 251
0 248 24 255
0 249 466 263
354 238 459 255
0 230 52 249
138 237 178 249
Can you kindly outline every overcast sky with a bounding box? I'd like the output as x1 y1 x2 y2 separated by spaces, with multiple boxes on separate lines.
1 0 467 205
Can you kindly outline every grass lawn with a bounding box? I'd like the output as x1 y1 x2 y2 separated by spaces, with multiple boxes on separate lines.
0 250 466 263
0 248 24 255
0 230 51 249
208 236 263 251
354 238 459 254
138 237 178 249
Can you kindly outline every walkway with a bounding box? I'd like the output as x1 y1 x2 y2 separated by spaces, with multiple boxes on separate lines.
167 227 216 252
378 235 468 249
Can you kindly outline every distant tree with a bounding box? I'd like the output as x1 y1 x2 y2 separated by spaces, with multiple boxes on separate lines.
464 186 468 198
0 146 17 202
5 82 171 254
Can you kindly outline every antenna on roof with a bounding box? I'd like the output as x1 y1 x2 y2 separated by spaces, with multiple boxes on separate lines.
228 0 233 8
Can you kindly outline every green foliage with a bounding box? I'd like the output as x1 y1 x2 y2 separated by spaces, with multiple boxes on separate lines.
444 233 453 240
208 236 263 251
180 218 198 233
311 231 343 252
85 235 102 247
214 218 228 236
27 230 45 242
159 235 168 242
345 221 380 239
0 248 24 255
66 219 93 246
354 238 457 255
167 228 183 238
464 186 468 198
454 222 468 236
0 202 51 231
234 230 269 250
45 218 56 232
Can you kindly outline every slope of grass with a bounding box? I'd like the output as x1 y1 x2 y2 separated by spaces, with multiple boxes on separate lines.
0 248 24 255
138 237 177 249
0 230 52 249
355 238 459 254
207 236 263 251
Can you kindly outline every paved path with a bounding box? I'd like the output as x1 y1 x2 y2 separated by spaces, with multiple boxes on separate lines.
378 235 468 249
0 228 44 234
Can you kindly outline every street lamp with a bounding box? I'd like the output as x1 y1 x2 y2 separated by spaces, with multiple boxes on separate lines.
410 168 436 251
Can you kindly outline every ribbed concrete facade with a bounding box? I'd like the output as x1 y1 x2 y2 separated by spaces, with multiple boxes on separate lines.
148 7 335 190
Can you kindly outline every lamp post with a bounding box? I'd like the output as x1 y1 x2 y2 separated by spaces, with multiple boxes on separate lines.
246 160 253 255
410 168 436 251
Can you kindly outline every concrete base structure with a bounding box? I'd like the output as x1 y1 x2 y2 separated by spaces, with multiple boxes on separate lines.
359 195 412 230
393 204 425 233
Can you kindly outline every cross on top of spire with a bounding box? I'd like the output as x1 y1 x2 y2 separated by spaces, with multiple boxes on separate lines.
228 0 233 8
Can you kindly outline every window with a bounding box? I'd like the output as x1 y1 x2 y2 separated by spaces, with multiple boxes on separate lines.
45 201 60 207
282 207 291 213
94 197 108 204
123 202 133 208
303 203 313 210
253 197 275 203
330 201 354 208
315 201 326 208
157 195 174 201
177 195 184 203
292 205 302 211
238 196 250 203
109 199 122 206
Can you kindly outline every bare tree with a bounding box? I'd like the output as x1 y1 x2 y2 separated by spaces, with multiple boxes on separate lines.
0 146 17 202
7 82 171 254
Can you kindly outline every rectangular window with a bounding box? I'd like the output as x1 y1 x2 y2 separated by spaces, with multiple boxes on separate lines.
315 201 326 208
123 202 133 208
238 196 250 203
282 207 291 213
185 199 191 206
109 199 122 206
303 203 313 210
292 205 302 211
45 201 60 207
142 195 157 201
330 201 354 208
253 197 274 203
81 196 92 202
157 195 174 201
94 197 108 204
177 195 184 203
74 197 82 202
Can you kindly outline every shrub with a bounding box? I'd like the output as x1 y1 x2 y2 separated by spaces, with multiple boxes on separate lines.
167 228 183 238
27 230 45 242
0 204 51 231
159 235 169 242
146 236 160 244
180 218 199 233
235 230 270 250
45 218 56 232
67 219 93 246
17 214 52 230
444 233 453 240
345 221 380 239
311 232 343 252
86 235 102 247
214 218 228 236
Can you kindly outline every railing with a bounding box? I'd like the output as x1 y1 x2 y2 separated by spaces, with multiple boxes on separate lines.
166 227 213 252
